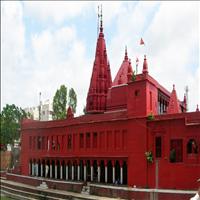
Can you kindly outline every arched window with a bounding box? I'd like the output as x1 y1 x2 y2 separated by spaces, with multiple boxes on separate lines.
187 139 198 154
170 139 183 163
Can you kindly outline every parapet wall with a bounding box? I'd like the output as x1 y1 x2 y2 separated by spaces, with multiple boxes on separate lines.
89 184 196 200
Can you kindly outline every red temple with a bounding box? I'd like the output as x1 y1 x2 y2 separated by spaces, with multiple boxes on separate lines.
19 15 200 191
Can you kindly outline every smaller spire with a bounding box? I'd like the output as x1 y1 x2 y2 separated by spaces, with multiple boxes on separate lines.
66 106 74 119
127 61 133 82
196 104 199 112
167 84 180 114
124 46 128 61
142 55 148 74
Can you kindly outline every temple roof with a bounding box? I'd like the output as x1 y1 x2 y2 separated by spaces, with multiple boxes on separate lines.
112 48 133 86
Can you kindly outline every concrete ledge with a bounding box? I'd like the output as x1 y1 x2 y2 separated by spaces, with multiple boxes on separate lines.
89 183 196 200
89 183 196 194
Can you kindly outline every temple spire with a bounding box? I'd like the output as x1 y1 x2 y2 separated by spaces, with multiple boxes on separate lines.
86 7 112 114
167 84 181 114
142 55 148 74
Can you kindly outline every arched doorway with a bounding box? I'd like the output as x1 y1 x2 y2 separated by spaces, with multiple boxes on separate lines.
123 161 127 185
115 160 120 184
74 161 77 180
100 160 105 183
80 160 84 181
42 160 45 177
107 160 112 183
93 160 98 182
86 160 91 181
52 160 55 179
38 159 41 177
62 160 65 180
57 160 60 179
68 161 72 180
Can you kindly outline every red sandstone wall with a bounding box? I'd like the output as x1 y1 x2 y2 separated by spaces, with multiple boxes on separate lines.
146 81 158 116
127 80 147 117
126 118 147 187
147 114 200 190
106 85 127 111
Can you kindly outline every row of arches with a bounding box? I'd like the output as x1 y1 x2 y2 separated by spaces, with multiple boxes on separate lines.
29 159 127 185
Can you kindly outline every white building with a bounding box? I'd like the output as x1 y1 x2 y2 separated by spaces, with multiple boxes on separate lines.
24 99 53 121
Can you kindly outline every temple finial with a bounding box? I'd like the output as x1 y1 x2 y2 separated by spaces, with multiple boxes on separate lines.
196 104 199 112
100 5 103 32
124 45 128 60
142 55 148 74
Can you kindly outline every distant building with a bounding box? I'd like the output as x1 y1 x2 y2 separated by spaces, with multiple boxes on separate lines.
24 99 53 121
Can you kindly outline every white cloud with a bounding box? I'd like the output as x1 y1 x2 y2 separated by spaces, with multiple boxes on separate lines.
1 1 26 107
23 1 92 25
1 1 91 115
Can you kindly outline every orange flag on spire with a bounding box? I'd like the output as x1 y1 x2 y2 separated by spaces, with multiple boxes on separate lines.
140 38 145 45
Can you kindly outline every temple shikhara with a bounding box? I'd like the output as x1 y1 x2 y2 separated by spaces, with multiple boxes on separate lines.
19 12 200 192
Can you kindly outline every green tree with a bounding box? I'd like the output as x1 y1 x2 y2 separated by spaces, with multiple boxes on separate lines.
52 85 67 120
68 88 77 113
0 104 30 146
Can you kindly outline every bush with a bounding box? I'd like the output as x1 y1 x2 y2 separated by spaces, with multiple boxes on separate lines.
147 113 155 120
145 151 153 163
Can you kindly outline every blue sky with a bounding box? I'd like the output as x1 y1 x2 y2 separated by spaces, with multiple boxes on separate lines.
1 1 199 115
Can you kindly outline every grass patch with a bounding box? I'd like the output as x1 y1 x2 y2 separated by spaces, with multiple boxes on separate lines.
0 195 14 200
